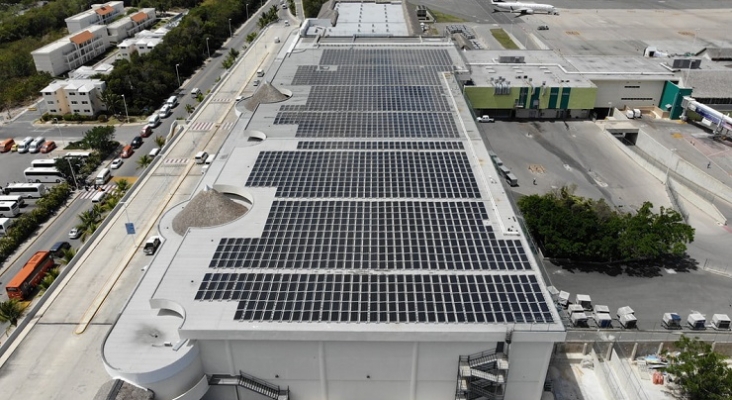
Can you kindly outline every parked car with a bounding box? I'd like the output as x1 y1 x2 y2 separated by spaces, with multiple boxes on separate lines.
40 140 56 153
121 145 133 159
131 136 143 149
538 25 549 30
159 105 171 118
476 115 495 123
144 236 162 255
140 124 153 138
253 79 261 87
110 158 123 169
69 227 81 239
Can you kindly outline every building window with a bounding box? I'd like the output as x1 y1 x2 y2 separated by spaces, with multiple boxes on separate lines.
47 101 54 104
620 97 653 101
50 109 57 113
84 109 91 113
73 109 80 113
624 85 641 89
81 101 88 104
69 92 76 95
44 92 53 95
71 101 78 104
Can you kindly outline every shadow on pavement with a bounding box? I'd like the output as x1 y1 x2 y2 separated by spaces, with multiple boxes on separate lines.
549 254 699 278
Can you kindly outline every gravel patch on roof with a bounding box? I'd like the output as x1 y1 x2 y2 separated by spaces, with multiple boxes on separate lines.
94 379 154 400
172 186 249 235
244 81 290 111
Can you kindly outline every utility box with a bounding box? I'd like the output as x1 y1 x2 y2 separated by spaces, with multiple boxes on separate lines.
633 109 642 118
568 304 584 315
712 314 730 330
575 294 592 310
687 313 706 330
619 313 637 329
594 305 610 315
662 313 682 329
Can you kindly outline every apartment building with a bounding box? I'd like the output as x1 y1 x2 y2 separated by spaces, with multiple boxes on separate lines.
107 8 157 44
65 1 125 33
40 79 107 117
32 24 109 76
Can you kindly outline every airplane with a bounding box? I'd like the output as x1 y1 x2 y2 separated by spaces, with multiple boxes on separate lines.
491 0 559 15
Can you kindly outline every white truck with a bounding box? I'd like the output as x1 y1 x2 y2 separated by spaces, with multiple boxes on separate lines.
476 115 495 123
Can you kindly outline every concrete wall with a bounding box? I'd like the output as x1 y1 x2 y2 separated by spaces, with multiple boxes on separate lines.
593 80 665 109
195 338 554 400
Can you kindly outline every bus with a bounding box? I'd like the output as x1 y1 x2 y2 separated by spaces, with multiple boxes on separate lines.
6 251 55 300
3 183 47 198
64 151 92 159
0 201 20 218
0 195 25 207
31 158 58 168
95 168 111 185
24 167 65 184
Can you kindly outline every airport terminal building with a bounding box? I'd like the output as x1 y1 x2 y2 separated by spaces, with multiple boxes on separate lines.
102 19 565 400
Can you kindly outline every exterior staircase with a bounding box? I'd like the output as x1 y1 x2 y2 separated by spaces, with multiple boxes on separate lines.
455 348 509 400
210 370 289 400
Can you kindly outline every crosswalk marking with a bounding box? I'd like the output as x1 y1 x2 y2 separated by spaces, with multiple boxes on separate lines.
211 98 235 103
164 158 189 165
77 184 115 200
188 121 234 131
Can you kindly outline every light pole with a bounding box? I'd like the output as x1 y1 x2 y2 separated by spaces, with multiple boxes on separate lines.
175 63 181 87
228 18 232 37
665 148 677 183
53 118 79 188
246 4 249 21
121 94 129 123
206 37 211 59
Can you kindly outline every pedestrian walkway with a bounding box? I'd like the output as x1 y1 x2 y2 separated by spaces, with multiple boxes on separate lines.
164 158 190 165
210 97 237 103
188 121 235 131
77 184 116 200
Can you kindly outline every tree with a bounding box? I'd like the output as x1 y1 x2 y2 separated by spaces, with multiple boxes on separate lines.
185 103 195 114
81 126 117 156
58 248 76 266
115 179 131 193
97 89 122 116
137 155 153 169
0 299 24 327
38 268 60 291
155 135 166 147
54 157 84 185
666 335 732 400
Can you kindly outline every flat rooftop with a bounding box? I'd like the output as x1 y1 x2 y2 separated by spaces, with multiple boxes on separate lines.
321 2 408 37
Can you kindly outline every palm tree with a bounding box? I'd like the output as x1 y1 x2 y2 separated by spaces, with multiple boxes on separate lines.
0 299 24 327
155 135 166 147
38 268 60 291
103 194 120 212
115 179 131 193
185 104 194 114
137 155 153 169
59 248 77 266
97 89 122 117
80 221 100 243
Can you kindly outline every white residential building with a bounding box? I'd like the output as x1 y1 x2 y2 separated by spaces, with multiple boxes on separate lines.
31 24 109 76
117 36 163 60
69 62 114 79
107 8 157 44
65 1 125 33
40 79 107 117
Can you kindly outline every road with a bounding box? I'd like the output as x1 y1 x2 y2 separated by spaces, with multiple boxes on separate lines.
0 2 284 333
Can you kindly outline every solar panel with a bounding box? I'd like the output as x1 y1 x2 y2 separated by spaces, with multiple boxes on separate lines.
292 65 448 86
195 273 553 324
245 151 480 198
319 49 453 66
296 142 465 150
205 201 531 271
274 112 460 138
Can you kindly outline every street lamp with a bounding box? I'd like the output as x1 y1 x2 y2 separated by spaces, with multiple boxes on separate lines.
206 37 211 59
665 148 677 183
246 4 249 20
175 63 181 87
120 94 129 123
228 18 232 37
53 118 79 188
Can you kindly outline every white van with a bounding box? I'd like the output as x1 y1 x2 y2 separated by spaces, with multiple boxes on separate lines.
16 136 34 153
256 69 265 77
0 217 12 236
91 191 107 203
195 151 209 164
148 147 161 157
29 136 45 153
95 168 111 185
191 88 202 97
274 37 280 43
166 96 178 107
205 153 216 164
147 114 160 127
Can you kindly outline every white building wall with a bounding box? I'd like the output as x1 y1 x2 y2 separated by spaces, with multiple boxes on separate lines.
32 26 110 76
593 79 666 109
193 339 549 400
65 1 125 33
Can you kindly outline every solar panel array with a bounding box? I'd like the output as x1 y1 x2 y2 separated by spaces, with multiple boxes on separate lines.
296 142 464 150
206 201 531 271
245 151 480 198
193 48 554 325
197 273 554 324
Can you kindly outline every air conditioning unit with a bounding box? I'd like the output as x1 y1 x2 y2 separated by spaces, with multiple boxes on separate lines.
712 314 730 330
619 314 637 329
575 294 592 310
687 312 706 330
662 313 681 329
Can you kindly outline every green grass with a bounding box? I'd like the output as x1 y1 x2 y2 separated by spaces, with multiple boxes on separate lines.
428 8 466 23
490 28 519 50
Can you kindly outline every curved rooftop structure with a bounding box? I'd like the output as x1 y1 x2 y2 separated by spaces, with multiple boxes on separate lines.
171 186 249 236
